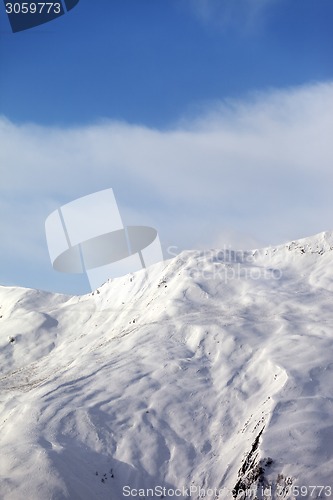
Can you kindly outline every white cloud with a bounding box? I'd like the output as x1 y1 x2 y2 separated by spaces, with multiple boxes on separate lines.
1 80 333 291
184 0 277 33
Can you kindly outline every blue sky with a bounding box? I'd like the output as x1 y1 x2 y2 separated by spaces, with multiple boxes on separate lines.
1 0 332 126
0 0 333 294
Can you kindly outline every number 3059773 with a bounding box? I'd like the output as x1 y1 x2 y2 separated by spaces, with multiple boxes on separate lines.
6 3 62 14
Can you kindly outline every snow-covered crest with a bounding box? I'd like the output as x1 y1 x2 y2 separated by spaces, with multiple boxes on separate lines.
1 231 333 499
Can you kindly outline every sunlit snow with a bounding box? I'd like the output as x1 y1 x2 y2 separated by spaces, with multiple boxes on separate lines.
1 232 333 499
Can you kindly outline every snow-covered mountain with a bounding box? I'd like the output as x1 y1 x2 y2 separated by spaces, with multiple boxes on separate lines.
1 231 333 500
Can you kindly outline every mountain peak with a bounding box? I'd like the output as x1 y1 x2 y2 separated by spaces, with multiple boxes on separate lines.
1 231 333 498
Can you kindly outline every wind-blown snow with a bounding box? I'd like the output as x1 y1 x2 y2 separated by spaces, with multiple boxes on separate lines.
1 231 333 499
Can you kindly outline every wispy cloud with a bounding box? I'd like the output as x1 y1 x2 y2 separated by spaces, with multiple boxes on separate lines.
1 80 332 291
185 0 277 33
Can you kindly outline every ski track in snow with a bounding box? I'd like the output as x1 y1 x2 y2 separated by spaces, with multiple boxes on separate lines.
1 231 333 499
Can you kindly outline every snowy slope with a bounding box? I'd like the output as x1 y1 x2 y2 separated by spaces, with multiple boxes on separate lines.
1 231 333 500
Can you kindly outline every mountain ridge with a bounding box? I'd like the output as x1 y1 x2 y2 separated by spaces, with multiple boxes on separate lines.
1 230 333 499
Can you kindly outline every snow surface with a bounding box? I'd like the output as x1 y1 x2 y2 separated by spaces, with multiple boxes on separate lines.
1 231 333 499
